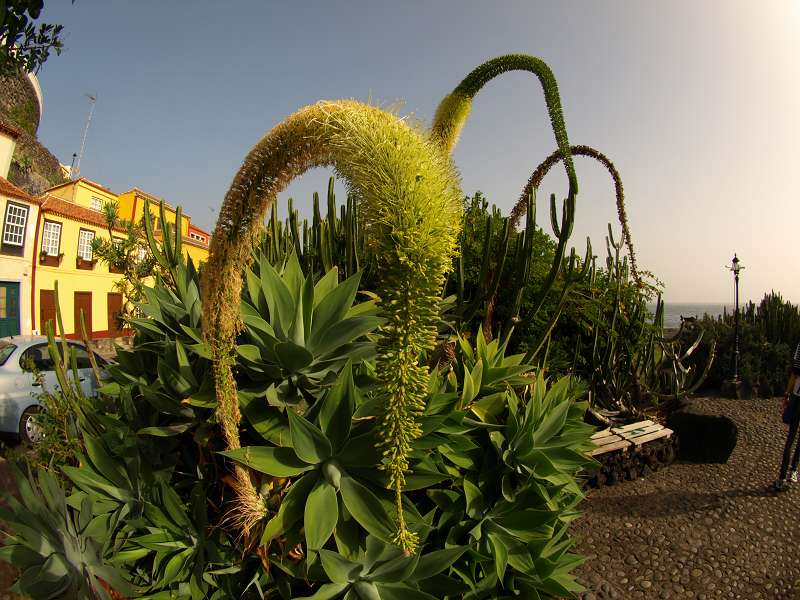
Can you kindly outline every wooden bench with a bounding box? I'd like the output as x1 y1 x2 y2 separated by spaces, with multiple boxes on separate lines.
590 420 673 456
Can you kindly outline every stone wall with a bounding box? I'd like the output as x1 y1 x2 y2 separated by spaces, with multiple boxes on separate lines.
0 74 40 134
0 73 68 195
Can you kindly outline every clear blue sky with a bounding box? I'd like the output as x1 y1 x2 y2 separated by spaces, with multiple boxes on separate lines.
32 1 800 303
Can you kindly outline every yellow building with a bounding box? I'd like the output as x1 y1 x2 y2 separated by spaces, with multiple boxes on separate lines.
32 178 126 337
24 179 210 339
117 188 210 266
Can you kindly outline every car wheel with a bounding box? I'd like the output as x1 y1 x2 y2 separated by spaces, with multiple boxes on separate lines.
19 406 44 444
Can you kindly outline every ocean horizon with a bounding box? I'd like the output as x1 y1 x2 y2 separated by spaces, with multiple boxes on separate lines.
645 302 735 329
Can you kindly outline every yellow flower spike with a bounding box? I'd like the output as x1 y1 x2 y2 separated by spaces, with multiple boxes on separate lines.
203 100 462 551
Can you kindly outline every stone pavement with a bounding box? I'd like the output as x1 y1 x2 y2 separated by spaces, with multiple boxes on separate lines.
572 396 800 599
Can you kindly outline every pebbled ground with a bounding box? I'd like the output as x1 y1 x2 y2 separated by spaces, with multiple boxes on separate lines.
572 396 800 600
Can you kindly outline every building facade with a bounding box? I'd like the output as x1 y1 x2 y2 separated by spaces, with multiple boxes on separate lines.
0 163 211 338
33 178 127 337
0 123 40 337
32 180 210 338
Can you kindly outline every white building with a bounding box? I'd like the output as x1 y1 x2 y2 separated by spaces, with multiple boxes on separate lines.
0 122 40 336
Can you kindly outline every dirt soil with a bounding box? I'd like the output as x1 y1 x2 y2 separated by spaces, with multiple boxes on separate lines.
572 396 800 599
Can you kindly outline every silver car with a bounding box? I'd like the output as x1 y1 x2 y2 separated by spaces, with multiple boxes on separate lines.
0 336 108 443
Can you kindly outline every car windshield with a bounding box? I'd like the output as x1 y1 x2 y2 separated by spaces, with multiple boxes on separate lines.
0 342 17 366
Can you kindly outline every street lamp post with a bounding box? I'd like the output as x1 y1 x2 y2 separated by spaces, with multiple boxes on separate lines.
724 254 745 398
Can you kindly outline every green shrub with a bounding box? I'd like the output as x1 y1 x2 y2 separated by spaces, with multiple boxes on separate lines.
684 292 800 397
0 244 596 599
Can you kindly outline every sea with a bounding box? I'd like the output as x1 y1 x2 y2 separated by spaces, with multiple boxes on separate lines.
645 303 734 330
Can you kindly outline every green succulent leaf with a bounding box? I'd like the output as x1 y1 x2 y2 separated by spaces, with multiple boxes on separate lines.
297 582 351 599
219 446 312 476
319 549 363 584
305 479 339 551
411 547 468 582
339 477 395 542
376 585 439 600
274 342 315 372
289 410 333 464
317 361 356 452
261 473 318 545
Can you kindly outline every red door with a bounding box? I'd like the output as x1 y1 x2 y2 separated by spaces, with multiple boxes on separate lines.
74 292 92 338
39 290 56 336
107 293 123 336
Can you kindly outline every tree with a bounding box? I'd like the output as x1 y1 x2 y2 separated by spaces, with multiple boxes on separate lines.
1 1 72 76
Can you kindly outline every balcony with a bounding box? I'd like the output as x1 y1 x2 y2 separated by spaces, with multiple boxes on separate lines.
38 252 63 267
76 256 96 270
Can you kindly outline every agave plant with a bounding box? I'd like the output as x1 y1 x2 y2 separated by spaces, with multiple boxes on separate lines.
238 251 383 408
0 467 131 600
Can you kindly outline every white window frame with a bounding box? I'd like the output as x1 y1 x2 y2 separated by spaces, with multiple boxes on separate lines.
77 229 95 261
90 196 104 211
41 220 62 256
2 202 29 247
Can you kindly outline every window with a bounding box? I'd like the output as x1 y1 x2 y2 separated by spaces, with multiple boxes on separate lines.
189 232 206 242
0 342 16 366
77 229 95 261
2 202 28 246
41 221 62 256
68 343 95 369
90 196 104 211
20 344 55 372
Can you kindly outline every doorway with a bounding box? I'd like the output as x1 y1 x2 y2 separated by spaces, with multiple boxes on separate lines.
74 291 92 338
0 282 20 337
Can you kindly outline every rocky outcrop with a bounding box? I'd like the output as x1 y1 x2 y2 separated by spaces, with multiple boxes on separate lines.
0 73 67 195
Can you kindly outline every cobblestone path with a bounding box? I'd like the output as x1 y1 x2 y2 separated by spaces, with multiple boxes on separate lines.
573 397 800 599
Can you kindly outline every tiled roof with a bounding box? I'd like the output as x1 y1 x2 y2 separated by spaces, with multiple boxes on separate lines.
39 194 125 233
0 121 22 140
0 176 35 203
45 177 117 196
188 223 211 237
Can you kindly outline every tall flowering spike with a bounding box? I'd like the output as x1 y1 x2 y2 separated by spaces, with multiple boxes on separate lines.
202 100 462 551
509 144 640 286
430 53 578 200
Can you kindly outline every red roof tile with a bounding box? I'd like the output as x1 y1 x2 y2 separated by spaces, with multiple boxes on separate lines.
45 177 117 196
0 176 35 203
188 223 211 238
39 194 124 233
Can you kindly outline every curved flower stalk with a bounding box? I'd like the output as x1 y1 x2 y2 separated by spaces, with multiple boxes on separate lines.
430 53 578 201
202 100 462 551
509 144 641 285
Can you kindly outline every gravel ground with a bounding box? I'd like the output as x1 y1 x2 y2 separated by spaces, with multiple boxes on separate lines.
572 396 800 599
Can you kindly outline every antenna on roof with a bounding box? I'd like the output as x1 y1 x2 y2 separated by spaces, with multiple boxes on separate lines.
71 93 96 180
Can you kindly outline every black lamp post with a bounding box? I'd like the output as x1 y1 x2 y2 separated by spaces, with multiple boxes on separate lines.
724 254 744 397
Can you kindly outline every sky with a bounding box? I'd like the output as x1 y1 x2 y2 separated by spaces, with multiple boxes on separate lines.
29 1 800 304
